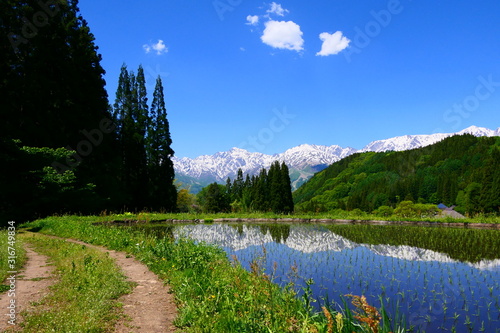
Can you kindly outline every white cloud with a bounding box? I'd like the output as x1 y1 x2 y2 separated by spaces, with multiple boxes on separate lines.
143 39 168 55
316 31 350 56
267 2 288 17
246 15 259 25
261 20 304 51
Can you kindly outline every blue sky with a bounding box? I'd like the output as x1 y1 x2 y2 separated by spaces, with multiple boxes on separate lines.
78 0 500 158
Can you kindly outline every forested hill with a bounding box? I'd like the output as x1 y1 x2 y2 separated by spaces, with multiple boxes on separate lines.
293 134 500 216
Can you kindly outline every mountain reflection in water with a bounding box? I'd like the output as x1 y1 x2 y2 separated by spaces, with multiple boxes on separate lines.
169 223 500 332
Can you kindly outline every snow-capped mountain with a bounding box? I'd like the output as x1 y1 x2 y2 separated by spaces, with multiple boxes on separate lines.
173 144 357 191
360 125 500 153
174 126 500 192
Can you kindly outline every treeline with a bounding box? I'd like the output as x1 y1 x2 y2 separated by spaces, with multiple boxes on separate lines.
197 161 294 214
1 0 177 224
294 134 500 216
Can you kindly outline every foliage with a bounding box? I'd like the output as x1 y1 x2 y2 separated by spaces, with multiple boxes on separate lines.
373 206 393 218
294 135 500 216
0 140 102 225
177 188 196 213
393 201 439 218
198 183 231 213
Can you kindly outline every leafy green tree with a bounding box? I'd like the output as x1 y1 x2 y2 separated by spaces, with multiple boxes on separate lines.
203 183 230 213
479 147 500 213
177 189 195 213
464 182 482 216
394 201 416 218
0 140 99 225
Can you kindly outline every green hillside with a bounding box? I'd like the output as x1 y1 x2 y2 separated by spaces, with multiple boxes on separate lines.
293 134 500 216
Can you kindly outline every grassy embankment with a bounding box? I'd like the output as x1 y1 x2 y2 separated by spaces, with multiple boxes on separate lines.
94 210 500 224
19 215 409 333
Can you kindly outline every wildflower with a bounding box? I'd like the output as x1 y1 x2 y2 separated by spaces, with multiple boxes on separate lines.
335 312 343 332
322 307 333 333
346 294 381 333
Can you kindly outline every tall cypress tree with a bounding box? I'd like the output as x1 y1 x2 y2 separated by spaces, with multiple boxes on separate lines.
113 65 149 209
149 76 177 211
281 162 294 213
268 161 283 213
255 168 269 211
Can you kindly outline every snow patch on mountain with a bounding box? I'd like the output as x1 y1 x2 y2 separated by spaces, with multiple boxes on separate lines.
173 144 357 183
359 125 500 153
173 125 500 190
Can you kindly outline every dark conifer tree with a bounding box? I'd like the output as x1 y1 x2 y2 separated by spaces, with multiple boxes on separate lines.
255 169 269 211
204 183 230 213
148 76 177 211
225 177 232 197
232 169 244 201
268 161 283 213
113 67 146 208
1 0 111 148
1 0 121 218
281 162 294 213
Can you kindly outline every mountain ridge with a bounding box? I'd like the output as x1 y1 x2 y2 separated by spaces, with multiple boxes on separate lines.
174 126 500 192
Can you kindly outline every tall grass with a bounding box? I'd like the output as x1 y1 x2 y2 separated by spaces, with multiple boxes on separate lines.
0 229 26 292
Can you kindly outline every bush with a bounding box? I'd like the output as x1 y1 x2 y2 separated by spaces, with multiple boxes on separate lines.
374 205 394 218
394 201 439 218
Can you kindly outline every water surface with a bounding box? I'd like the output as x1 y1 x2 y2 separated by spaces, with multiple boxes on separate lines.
136 223 500 332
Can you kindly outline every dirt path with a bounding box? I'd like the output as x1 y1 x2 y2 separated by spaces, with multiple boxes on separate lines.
0 246 55 332
1 236 178 332
52 237 178 333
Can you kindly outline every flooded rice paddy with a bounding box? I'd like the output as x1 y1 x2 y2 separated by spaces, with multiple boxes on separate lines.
133 223 500 332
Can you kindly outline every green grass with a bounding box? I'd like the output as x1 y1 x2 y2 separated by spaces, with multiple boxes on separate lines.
16 232 131 332
0 228 27 293
22 215 408 332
